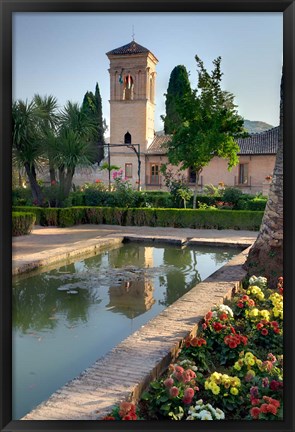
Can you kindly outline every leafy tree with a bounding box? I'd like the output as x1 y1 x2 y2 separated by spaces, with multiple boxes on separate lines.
12 99 45 205
33 94 59 183
166 55 247 208
161 65 192 134
82 83 106 164
49 101 97 202
244 74 283 288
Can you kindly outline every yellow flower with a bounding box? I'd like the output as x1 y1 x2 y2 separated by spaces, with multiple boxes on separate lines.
231 377 241 387
247 358 255 366
230 387 239 395
234 363 241 371
212 385 220 395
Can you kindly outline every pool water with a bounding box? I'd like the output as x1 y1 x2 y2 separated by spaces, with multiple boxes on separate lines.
12 242 239 419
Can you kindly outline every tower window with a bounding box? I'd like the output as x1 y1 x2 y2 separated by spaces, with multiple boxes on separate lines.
124 132 132 144
123 74 134 100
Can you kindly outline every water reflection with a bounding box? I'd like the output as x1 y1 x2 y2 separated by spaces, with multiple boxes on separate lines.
12 243 239 419
108 279 155 318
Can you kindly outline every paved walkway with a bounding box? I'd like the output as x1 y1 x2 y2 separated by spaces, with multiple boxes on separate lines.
12 224 258 276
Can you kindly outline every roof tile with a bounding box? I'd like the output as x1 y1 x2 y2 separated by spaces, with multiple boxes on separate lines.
147 127 279 155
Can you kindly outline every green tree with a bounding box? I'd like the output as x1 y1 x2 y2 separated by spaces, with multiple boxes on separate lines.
161 65 192 134
244 74 283 287
166 55 247 208
50 101 97 202
12 99 45 205
82 83 106 164
33 94 59 184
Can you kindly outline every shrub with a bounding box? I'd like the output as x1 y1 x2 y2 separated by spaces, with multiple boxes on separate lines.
12 206 42 225
40 208 59 226
12 187 33 206
84 187 108 206
12 212 36 236
246 198 267 211
131 208 157 226
58 207 87 227
65 190 86 207
221 187 244 207
84 207 104 224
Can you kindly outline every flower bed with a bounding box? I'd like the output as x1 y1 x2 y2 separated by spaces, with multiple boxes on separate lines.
102 276 283 421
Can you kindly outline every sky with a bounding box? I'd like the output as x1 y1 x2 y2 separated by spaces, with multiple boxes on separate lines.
13 12 283 134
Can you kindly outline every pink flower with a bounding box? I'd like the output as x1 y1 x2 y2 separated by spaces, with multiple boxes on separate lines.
184 388 194 399
182 396 193 405
164 378 174 388
169 386 179 397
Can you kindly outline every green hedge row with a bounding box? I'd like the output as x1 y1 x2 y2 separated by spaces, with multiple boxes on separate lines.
13 206 263 231
12 211 36 236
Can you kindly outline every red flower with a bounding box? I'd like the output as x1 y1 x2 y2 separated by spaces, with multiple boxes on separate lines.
205 311 213 320
271 321 279 328
248 299 255 307
270 380 283 391
250 407 261 419
102 416 115 420
190 337 198 347
267 404 278 415
263 396 280 408
229 341 237 349
213 322 224 331
237 301 244 308
202 323 207 330
256 322 264 330
240 335 248 345
260 404 269 414
273 327 280 334
182 396 193 405
219 312 228 321
261 328 269 336
51 180 57 185
251 398 261 406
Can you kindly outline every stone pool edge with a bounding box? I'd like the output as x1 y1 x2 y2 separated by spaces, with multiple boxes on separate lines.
21 240 252 420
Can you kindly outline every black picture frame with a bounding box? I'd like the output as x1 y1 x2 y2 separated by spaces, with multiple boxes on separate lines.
1 1 294 431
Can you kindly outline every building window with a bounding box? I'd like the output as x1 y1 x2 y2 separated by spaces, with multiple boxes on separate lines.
150 163 160 184
239 163 249 184
124 132 131 144
125 163 132 178
188 167 196 183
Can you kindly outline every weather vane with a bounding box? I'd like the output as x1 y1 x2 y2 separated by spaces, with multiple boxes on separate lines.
132 25 135 41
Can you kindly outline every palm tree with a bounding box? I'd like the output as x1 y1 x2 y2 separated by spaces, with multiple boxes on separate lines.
244 74 283 288
50 101 97 202
12 99 45 205
33 94 59 184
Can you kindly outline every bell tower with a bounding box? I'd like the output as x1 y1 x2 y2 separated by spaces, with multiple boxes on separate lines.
106 40 158 187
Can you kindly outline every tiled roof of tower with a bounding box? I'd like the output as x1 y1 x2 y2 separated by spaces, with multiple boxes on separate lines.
147 127 279 155
106 40 150 56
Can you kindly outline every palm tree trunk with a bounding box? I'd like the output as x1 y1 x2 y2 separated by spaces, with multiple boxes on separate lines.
244 74 283 288
24 162 44 206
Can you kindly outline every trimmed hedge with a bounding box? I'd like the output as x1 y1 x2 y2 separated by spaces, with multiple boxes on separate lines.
12 212 36 236
13 206 263 231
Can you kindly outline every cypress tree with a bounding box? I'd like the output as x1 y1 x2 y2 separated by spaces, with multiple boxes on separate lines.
161 65 192 134
82 83 106 163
